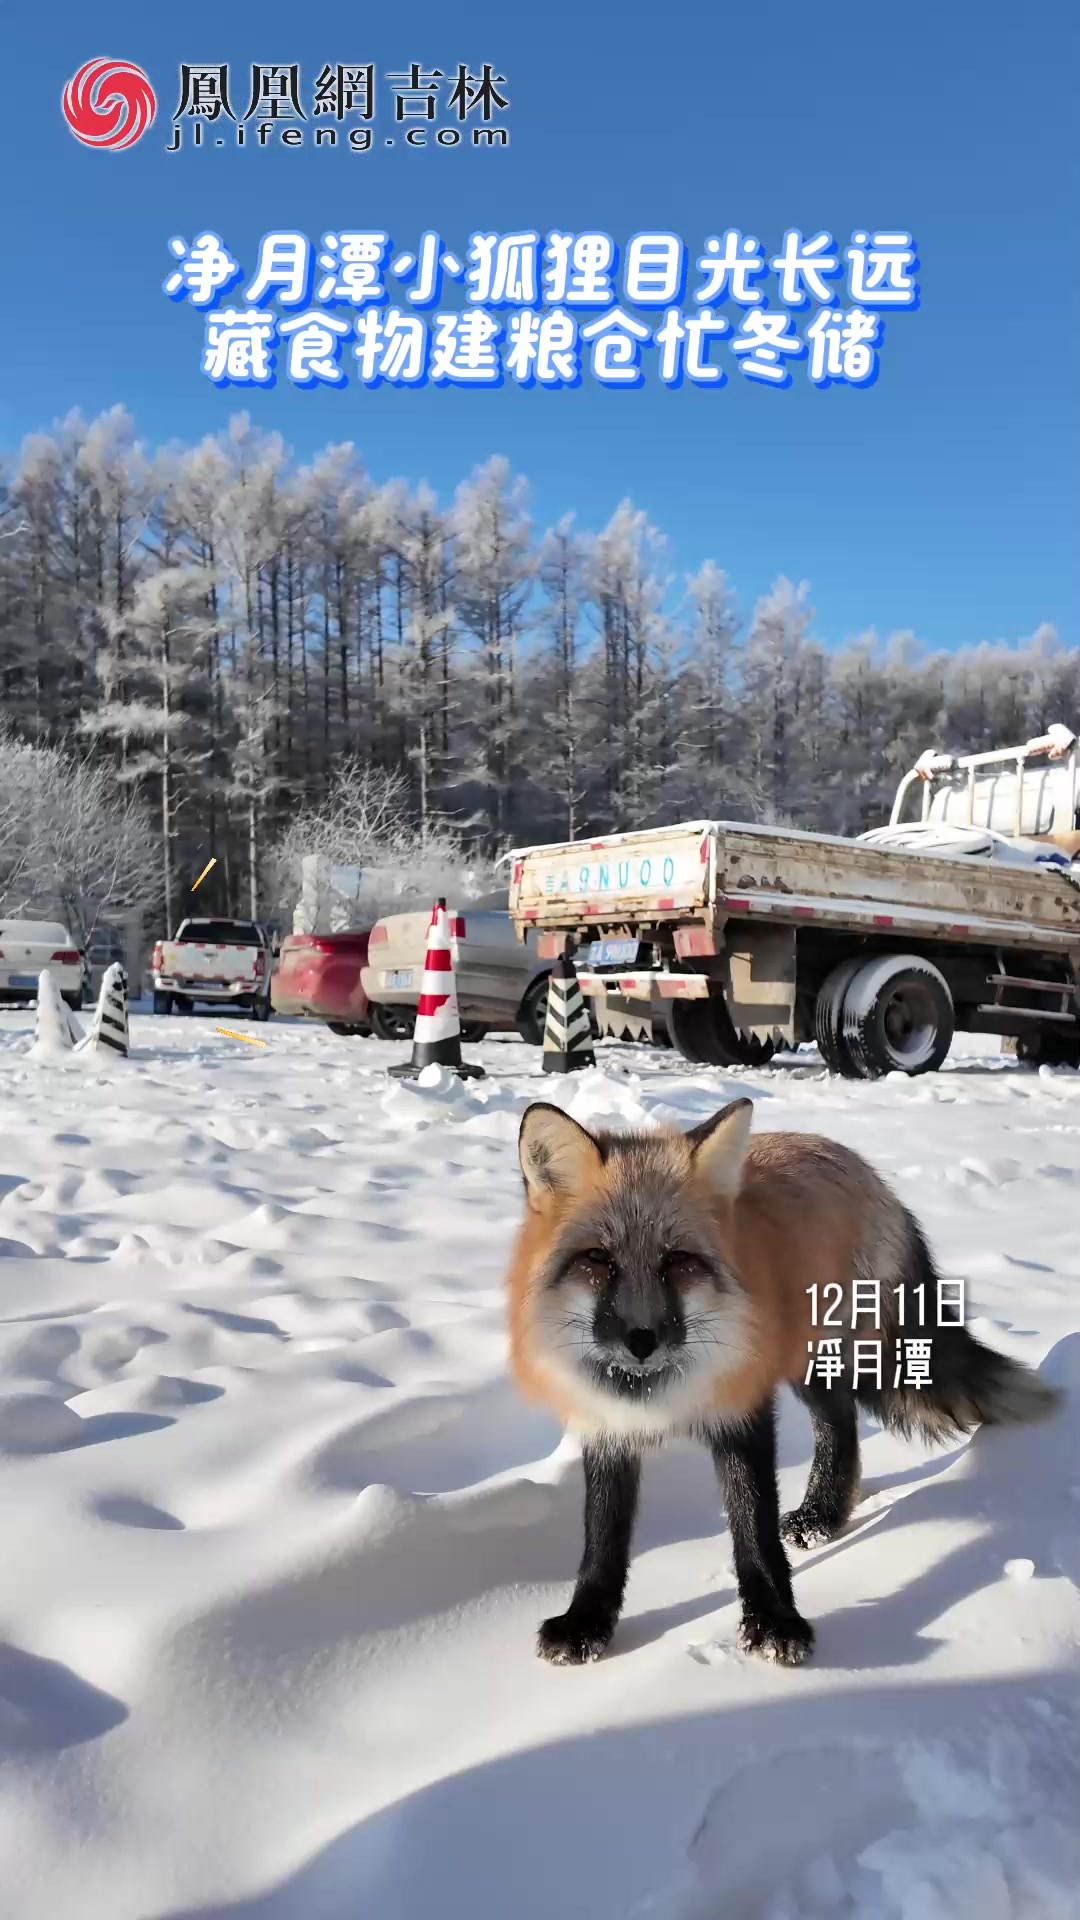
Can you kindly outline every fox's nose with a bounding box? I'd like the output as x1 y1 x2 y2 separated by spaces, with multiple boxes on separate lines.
624 1326 659 1363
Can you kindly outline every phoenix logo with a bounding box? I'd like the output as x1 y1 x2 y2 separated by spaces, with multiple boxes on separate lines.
62 57 156 151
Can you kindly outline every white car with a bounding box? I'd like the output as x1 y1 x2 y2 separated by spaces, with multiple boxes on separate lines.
0 919 84 1009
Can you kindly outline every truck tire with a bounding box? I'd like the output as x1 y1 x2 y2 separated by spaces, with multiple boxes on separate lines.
369 1003 417 1043
252 993 271 1022
515 975 550 1048
841 954 954 1079
153 991 173 1016
668 993 777 1068
814 958 866 1076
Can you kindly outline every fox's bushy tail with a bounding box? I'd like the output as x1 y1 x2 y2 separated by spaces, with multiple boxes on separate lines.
858 1216 1062 1445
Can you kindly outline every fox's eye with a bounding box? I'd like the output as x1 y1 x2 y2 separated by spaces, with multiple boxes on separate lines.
558 1247 614 1287
663 1251 704 1286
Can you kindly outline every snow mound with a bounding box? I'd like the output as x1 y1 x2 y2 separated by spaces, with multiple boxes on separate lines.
684 1722 1080 1920
380 1061 477 1125
25 970 81 1061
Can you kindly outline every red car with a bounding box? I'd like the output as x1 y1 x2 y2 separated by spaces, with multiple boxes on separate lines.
271 930 373 1035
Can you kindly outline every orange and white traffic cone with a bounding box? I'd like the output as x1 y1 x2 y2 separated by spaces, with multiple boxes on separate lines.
388 899 485 1081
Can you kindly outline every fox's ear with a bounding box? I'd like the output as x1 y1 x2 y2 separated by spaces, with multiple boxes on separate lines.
686 1099 753 1201
518 1104 604 1208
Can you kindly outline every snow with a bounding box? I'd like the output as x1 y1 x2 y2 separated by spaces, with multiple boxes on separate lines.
26 968 81 1060
0 1012 1078 1920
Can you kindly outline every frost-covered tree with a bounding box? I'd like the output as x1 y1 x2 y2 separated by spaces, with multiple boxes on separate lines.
453 457 533 845
737 577 818 823
264 760 493 929
81 507 216 938
528 517 591 839
0 405 1074 912
588 501 676 828
0 730 159 942
383 483 456 831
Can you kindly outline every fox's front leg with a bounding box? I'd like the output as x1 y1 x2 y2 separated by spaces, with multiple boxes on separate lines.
709 1400 814 1666
538 1442 641 1664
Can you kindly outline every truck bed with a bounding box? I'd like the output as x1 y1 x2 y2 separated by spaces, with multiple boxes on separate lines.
510 820 1080 952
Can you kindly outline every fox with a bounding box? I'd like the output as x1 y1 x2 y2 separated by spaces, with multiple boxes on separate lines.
507 1096 1062 1668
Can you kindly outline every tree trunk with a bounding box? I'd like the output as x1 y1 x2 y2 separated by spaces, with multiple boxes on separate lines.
248 795 258 919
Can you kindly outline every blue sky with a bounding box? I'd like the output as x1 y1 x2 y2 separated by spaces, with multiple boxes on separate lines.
2 0 1077 652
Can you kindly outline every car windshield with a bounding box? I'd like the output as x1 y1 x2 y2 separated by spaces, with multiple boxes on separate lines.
178 921 261 945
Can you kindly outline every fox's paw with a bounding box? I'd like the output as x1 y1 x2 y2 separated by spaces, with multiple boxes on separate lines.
781 1505 840 1551
537 1608 615 1665
737 1605 814 1666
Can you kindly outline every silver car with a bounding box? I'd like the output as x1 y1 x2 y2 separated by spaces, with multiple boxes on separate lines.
360 891 667 1050
361 891 553 1044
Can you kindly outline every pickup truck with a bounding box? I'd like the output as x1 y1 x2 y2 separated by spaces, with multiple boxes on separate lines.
151 918 273 1019
507 727 1080 1077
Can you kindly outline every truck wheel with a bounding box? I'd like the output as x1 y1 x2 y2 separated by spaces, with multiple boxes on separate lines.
369 1003 417 1043
252 994 271 1022
668 994 777 1068
153 991 173 1016
515 975 550 1048
842 954 954 1079
814 959 866 1076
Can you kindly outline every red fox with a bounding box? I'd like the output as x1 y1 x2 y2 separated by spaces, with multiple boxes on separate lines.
508 1097 1061 1667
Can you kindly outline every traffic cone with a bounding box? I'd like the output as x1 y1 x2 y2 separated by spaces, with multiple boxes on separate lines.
74 962 129 1059
31 969 78 1055
389 900 485 1082
541 950 596 1074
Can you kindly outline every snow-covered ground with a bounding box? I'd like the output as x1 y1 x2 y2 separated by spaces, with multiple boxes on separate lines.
1 1011 1077 1920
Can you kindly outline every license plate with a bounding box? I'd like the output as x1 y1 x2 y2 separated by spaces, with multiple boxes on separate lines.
383 968 415 990
587 939 639 968
12 974 38 990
